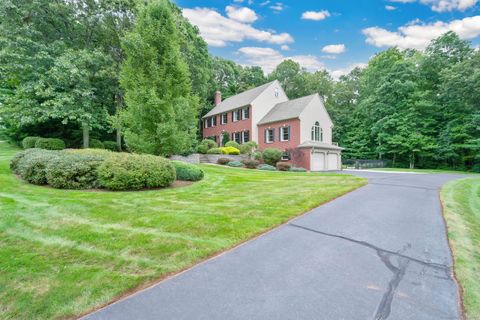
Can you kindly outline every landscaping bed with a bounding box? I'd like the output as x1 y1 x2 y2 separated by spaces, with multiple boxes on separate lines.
0 142 366 319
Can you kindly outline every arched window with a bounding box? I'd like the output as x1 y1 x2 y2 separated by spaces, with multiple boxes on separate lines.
311 121 322 141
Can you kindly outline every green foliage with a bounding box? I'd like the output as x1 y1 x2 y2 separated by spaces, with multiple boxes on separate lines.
201 139 217 149
22 137 40 149
290 167 307 172
253 150 263 161
227 161 243 167
35 138 66 150
262 148 282 166
10 148 42 174
120 0 198 156
197 144 209 154
258 164 277 171
90 139 105 149
15 149 62 184
103 141 119 152
67 148 114 158
239 141 258 155
220 147 240 155
224 141 240 149
172 161 204 181
276 162 292 171
97 154 175 190
241 159 259 169
46 154 104 189
207 148 222 154
217 158 231 165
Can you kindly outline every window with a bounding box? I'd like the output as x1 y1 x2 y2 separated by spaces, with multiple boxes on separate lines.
275 87 279 97
242 107 249 119
281 152 291 161
221 113 228 124
232 132 241 143
265 128 274 143
210 116 217 127
204 119 209 128
232 110 240 122
242 131 250 143
311 121 322 141
280 126 290 141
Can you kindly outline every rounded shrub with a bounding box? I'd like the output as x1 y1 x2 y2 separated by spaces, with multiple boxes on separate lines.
22 136 40 149
253 150 263 161
262 148 282 166
16 149 62 184
225 141 240 149
241 159 259 169
35 138 65 150
220 146 240 155
10 148 42 174
200 139 217 150
207 147 222 154
172 161 204 181
67 148 114 158
290 167 307 172
97 154 175 191
197 144 209 154
103 141 119 152
227 161 243 167
89 139 105 149
258 164 277 171
276 162 292 171
217 158 231 165
46 154 103 189
239 141 258 155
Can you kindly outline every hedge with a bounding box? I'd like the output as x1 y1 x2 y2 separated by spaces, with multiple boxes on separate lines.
90 139 105 149
35 138 66 150
15 149 62 184
22 136 40 149
103 141 118 151
220 146 240 155
97 154 175 191
172 161 204 181
10 148 40 174
46 154 104 189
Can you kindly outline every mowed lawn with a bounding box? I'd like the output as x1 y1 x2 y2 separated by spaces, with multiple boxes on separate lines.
0 142 366 319
441 178 480 319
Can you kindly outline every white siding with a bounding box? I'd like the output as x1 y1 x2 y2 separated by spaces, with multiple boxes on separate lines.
250 80 289 143
298 95 333 144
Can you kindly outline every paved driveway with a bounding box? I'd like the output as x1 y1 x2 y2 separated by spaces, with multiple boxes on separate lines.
84 171 466 320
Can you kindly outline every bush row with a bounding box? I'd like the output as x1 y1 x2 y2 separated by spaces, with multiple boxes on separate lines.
197 139 256 156
215 156 306 172
22 136 119 151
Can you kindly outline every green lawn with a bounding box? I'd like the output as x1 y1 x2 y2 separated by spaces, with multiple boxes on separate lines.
369 167 479 174
441 178 480 319
0 142 366 319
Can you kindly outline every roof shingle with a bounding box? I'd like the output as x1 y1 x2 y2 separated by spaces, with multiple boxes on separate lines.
257 94 317 125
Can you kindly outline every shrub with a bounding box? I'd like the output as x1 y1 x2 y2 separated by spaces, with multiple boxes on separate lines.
262 148 282 166
220 146 240 155
98 154 175 191
10 149 41 174
258 164 276 171
35 138 65 150
46 154 103 189
16 149 62 184
172 161 204 181
200 139 217 150
197 144 209 154
217 158 231 165
227 161 243 167
253 150 263 161
103 141 119 151
22 136 40 149
225 141 240 149
290 167 307 172
276 162 292 171
241 159 259 169
90 139 105 149
67 148 114 158
207 147 222 154
239 141 258 155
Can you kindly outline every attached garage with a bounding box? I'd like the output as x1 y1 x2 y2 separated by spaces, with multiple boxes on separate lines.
297 141 344 171
311 152 325 171
327 153 340 170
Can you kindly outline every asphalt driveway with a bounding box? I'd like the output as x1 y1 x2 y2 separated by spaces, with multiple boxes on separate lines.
84 171 466 320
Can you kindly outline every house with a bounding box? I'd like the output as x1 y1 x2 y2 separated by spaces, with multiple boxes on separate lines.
202 80 343 171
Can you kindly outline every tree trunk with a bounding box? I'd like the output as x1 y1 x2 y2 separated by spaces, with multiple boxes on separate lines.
82 123 89 148
116 126 122 151
410 152 415 169
392 153 396 167
115 93 123 151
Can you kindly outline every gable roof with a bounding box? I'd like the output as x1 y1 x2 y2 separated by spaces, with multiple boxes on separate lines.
257 94 318 125
203 80 277 118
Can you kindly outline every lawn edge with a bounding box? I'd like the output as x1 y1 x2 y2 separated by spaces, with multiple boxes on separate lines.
439 181 467 320
77 178 367 320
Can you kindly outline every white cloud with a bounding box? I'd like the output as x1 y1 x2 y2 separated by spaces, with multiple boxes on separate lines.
225 5 258 23
270 2 285 12
237 47 324 73
183 7 294 47
385 5 397 10
330 63 368 80
388 0 477 12
321 44 346 54
260 1 270 5
280 45 290 50
301 10 331 21
363 15 480 50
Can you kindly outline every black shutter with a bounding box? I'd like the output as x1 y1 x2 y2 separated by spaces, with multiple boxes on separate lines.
279 127 281 141
264 129 267 143
287 126 290 141
272 128 275 142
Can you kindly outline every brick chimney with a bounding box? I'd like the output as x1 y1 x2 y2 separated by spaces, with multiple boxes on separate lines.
214 91 222 106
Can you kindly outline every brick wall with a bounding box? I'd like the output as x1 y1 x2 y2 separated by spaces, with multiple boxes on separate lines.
202 106 252 145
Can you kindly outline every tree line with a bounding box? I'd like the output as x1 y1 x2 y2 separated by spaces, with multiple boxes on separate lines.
0 0 478 170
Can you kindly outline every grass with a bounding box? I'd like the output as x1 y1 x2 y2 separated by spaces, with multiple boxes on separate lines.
441 178 480 319
0 141 366 319
368 167 479 174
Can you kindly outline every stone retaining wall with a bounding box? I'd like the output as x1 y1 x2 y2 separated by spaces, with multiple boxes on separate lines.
170 154 248 164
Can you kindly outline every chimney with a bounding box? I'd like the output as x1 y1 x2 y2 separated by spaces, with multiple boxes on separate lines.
214 91 222 106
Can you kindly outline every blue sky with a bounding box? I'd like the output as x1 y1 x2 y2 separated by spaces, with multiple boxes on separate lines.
176 0 480 78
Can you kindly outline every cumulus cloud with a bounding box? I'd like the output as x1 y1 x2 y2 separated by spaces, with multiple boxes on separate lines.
280 45 290 50
388 0 477 12
301 10 331 21
330 63 368 80
226 5 258 23
321 44 346 54
363 15 480 50
183 7 293 47
237 47 324 73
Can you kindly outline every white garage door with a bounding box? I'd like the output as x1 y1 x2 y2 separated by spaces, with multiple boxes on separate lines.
311 153 325 171
327 153 339 170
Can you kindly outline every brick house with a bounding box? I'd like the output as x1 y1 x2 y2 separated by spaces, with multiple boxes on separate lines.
202 80 343 171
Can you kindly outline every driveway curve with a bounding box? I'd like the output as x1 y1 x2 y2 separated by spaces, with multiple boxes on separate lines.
84 171 466 320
